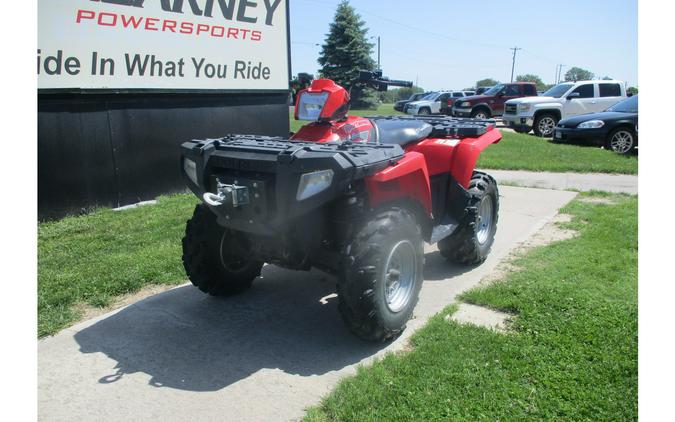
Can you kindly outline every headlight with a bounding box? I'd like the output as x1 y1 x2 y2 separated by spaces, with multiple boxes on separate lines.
296 169 334 201
578 120 605 129
183 157 198 185
297 92 329 121
517 103 531 112
460 102 471 107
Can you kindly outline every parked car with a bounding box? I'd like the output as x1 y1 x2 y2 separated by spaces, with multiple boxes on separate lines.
394 92 431 112
438 91 476 115
407 91 471 115
451 82 537 119
553 95 638 154
502 80 627 137
475 86 493 95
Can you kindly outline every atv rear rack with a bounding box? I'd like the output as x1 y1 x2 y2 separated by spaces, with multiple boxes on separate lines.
368 115 495 138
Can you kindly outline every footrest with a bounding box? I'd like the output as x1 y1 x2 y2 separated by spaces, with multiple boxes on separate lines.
430 216 459 244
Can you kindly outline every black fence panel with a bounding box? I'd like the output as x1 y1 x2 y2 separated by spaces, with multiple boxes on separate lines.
38 92 290 220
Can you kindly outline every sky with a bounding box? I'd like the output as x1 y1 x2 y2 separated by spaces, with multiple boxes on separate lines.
289 0 638 90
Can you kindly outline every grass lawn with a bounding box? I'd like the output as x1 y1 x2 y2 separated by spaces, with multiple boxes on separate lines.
305 192 637 421
38 194 199 337
289 105 637 174
478 131 638 174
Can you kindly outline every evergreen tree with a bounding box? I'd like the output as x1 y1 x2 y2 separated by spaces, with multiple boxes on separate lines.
318 1 377 108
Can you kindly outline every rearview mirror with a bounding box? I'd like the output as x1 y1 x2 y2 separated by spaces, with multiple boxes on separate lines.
567 92 580 100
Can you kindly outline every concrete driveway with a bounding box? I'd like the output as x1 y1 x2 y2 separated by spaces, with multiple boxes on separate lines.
38 186 577 422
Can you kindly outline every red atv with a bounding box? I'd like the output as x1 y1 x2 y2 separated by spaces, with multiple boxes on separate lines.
180 71 501 341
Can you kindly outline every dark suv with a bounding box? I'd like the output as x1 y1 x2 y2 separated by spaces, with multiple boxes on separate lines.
451 82 537 119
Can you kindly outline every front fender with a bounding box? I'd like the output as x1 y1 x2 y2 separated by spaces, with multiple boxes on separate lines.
449 128 502 188
365 151 432 217
532 103 563 116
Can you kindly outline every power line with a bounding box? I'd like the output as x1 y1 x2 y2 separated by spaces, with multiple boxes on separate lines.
510 47 522 82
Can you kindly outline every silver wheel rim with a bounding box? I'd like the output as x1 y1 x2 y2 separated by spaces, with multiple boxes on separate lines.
610 131 634 153
476 195 494 245
475 112 487 119
538 117 556 136
420 109 429 115
384 240 416 313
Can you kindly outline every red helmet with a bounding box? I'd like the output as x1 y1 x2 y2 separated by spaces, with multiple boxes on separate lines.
295 79 350 122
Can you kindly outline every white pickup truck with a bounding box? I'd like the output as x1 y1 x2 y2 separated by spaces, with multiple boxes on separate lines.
502 80 627 136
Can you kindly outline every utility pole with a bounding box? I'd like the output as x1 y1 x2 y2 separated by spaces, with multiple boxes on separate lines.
371 36 381 69
556 64 566 83
510 47 521 82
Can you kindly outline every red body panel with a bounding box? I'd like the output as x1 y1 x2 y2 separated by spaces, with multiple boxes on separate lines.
364 152 432 215
294 79 350 122
406 127 501 188
447 128 501 188
289 80 502 219
292 116 376 143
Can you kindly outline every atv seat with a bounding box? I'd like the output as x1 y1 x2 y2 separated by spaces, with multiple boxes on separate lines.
370 118 433 147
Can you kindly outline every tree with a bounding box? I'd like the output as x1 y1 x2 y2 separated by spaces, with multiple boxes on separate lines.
564 67 594 82
318 1 377 108
627 86 638 96
516 74 546 91
476 78 499 88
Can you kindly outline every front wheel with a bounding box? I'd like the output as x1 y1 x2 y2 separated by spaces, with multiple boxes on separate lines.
182 204 263 296
533 113 558 137
606 127 637 154
471 109 490 120
439 172 499 265
338 208 424 342
418 107 431 115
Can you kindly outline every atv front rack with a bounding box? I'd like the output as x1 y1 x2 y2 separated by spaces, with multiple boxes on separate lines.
368 115 495 139
181 135 405 234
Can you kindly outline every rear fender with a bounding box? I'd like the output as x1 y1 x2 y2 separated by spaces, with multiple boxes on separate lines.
365 152 433 233
450 129 502 188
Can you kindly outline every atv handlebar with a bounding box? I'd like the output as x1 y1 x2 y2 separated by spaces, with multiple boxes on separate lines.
357 70 413 91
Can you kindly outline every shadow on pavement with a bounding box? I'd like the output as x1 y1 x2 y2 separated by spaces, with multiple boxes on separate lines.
74 250 467 392
74 265 385 392
423 250 476 281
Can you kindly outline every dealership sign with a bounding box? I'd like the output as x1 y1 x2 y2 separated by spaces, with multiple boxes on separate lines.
38 0 289 90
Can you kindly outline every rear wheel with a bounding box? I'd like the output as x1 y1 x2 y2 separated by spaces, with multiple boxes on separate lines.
338 208 424 342
513 127 530 134
182 204 263 296
606 127 637 154
533 113 558 137
439 172 499 265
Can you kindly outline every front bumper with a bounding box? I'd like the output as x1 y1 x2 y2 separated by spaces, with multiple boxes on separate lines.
553 126 608 144
181 136 404 234
503 115 534 130
453 106 472 117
